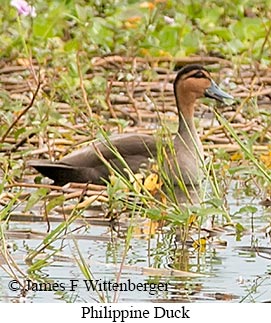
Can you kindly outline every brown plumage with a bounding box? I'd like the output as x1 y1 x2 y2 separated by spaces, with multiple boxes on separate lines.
28 65 232 186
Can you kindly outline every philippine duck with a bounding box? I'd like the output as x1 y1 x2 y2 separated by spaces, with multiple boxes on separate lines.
29 64 232 186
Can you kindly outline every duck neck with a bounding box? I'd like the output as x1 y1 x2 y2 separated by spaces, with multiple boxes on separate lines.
175 96 202 157
178 107 196 135
174 83 204 157
176 94 197 137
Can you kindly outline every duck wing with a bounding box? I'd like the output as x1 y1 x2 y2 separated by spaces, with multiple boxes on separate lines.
28 133 157 185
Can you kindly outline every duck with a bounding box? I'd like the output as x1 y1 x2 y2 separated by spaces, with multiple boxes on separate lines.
29 64 233 186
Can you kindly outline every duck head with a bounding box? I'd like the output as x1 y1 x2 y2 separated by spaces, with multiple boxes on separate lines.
174 64 233 120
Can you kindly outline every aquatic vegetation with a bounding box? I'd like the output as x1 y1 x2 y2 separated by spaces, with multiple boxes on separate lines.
0 0 271 303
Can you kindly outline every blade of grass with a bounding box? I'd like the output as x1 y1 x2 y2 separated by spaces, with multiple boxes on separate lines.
214 108 271 182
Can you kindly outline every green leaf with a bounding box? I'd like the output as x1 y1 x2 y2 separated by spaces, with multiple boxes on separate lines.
182 32 199 54
158 25 179 51
0 192 21 221
64 39 80 52
235 222 246 234
46 195 65 214
146 208 162 220
24 188 49 212
237 206 258 215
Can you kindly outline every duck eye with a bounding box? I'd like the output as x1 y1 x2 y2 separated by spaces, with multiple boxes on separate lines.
193 71 205 78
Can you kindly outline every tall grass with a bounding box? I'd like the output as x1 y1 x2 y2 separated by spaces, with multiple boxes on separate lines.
214 108 271 182
88 116 234 235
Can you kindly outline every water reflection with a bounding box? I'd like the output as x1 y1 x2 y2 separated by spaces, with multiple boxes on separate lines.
0 183 271 303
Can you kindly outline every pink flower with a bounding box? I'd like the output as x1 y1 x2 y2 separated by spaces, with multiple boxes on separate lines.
11 0 36 17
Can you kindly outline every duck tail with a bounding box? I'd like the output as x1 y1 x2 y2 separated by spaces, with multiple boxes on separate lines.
28 160 79 186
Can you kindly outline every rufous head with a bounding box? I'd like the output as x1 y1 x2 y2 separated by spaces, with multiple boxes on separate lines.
174 64 233 119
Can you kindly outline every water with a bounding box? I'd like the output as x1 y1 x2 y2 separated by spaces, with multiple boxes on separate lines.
0 191 270 303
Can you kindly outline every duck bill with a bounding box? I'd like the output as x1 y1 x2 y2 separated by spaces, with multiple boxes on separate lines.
205 79 233 102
